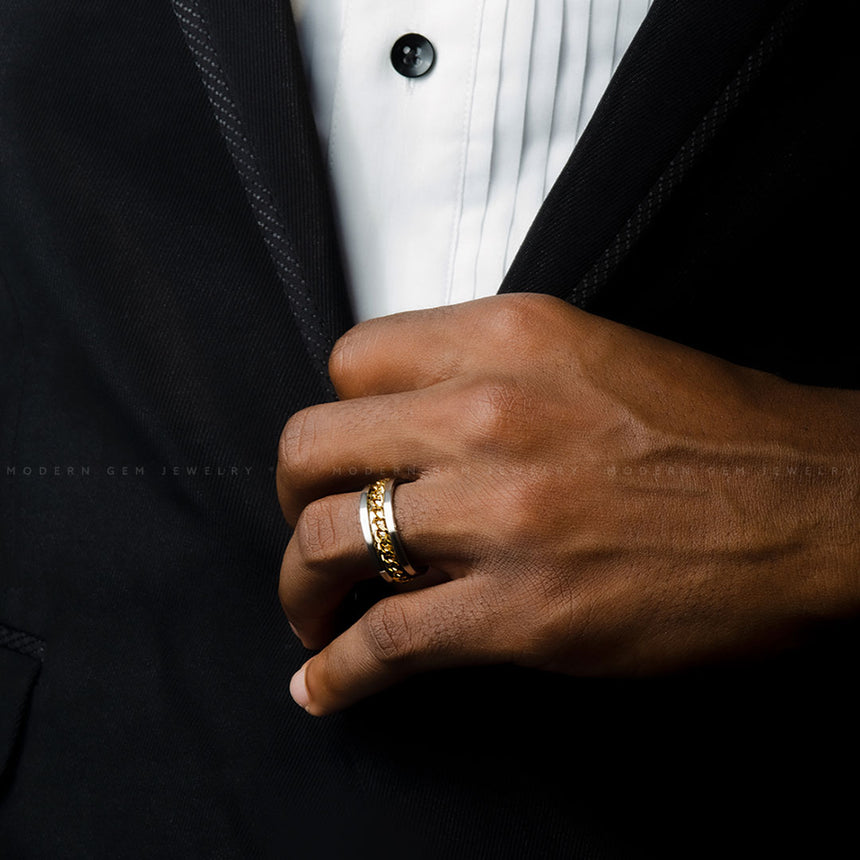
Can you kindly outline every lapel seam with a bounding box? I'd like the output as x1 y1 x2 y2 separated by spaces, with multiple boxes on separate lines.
171 0 335 393
571 0 808 309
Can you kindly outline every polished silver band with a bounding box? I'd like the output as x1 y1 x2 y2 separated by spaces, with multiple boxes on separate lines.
358 482 376 567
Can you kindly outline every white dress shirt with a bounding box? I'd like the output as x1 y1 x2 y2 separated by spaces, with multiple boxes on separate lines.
291 1 652 321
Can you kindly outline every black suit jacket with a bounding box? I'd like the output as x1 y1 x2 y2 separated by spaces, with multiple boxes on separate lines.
1 1 857 857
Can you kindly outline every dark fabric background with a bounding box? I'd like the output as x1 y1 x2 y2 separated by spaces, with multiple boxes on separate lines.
1 1 857 857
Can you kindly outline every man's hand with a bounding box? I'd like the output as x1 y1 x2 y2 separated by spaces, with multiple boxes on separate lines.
276 294 860 715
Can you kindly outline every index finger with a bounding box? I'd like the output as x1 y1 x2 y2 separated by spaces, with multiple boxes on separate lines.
329 294 563 399
329 303 468 399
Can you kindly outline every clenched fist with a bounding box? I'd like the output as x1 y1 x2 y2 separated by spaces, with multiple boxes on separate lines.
276 293 860 715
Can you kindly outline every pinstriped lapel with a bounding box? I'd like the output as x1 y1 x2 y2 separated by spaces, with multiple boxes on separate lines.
170 0 352 392
501 0 804 309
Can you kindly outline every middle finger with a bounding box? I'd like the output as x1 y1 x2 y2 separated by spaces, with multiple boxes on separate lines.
276 387 456 525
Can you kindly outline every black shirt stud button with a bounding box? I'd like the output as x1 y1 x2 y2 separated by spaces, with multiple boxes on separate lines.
391 34 436 78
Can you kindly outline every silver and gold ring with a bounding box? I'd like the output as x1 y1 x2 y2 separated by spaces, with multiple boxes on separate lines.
359 477 424 583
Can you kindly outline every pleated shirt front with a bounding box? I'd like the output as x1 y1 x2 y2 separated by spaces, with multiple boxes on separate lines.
291 0 652 321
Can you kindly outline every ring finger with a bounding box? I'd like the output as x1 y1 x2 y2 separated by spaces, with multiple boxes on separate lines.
279 477 464 649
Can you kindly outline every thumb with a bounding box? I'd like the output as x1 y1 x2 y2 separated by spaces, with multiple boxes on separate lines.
290 578 508 716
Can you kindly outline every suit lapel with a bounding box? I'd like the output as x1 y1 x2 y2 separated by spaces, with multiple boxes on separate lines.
170 0 352 391
171 0 804 338
501 0 803 309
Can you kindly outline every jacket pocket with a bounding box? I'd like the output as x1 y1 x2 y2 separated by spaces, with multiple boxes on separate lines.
0 623 44 786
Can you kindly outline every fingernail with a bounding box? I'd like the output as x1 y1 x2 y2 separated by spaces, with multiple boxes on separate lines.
290 663 311 711
289 621 300 638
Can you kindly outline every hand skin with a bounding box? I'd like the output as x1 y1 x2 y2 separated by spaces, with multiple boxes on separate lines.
276 293 860 716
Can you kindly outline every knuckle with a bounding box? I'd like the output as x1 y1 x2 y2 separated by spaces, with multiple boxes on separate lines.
329 322 372 393
486 293 570 355
277 406 320 489
327 332 353 390
459 379 533 446
363 600 415 666
487 294 532 340
486 293 543 344
293 496 341 569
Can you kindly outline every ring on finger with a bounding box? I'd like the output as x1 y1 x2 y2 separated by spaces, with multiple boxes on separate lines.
359 477 424 584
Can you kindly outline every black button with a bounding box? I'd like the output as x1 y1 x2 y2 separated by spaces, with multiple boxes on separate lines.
391 34 435 78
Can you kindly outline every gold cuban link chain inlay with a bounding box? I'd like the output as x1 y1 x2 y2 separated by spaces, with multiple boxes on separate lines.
367 480 413 583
